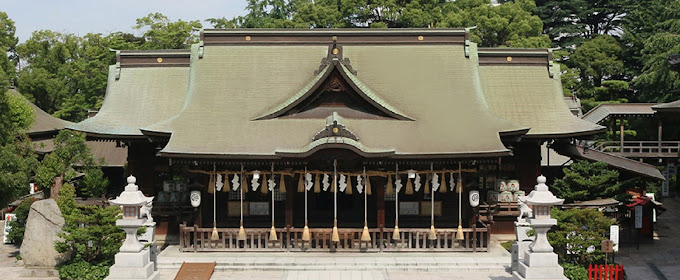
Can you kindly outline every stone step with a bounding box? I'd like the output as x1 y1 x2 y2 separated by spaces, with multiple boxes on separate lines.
157 263 510 272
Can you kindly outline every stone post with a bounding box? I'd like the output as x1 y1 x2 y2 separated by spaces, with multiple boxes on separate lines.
513 175 567 280
105 176 159 280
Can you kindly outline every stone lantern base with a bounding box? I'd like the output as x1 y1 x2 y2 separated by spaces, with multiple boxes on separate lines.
105 247 159 280
513 251 566 280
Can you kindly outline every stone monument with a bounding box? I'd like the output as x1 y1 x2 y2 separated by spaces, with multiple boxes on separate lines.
105 175 159 280
19 199 71 279
513 175 567 280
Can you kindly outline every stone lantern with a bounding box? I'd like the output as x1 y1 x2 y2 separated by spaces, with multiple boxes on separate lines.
513 175 566 280
105 175 159 280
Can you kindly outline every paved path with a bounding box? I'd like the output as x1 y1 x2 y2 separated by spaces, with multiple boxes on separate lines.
616 196 680 280
0 223 23 280
159 269 514 280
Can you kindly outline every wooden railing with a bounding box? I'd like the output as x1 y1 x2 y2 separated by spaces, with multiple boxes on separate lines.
594 141 680 158
179 224 489 252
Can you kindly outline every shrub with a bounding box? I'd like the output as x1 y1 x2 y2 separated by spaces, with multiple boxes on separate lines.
561 263 588 280
7 197 37 244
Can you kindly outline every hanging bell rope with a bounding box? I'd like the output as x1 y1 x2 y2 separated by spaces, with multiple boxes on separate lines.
393 163 400 241
302 167 311 242
211 163 219 241
361 166 371 242
331 159 340 243
428 163 437 241
456 162 465 241
238 164 246 241
269 163 278 241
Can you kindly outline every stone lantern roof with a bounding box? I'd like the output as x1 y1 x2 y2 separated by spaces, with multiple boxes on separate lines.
109 176 153 207
521 175 564 206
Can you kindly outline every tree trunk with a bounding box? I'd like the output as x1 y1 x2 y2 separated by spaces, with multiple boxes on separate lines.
50 174 64 198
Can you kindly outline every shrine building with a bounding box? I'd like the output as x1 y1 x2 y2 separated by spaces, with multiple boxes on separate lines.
69 29 606 252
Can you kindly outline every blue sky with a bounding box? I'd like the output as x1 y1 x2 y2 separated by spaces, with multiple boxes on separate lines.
2 0 249 42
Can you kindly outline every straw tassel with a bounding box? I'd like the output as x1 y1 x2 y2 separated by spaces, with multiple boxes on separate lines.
314 173 321 193
279 174 286 193
238 220 246 241
208 173 215 194
242 175 248 193
393 224 400 240
424 173 430 195
331 219 340 243
269 225 278 241
302 221 311 241
260 174 267 194
429 225 437 240
405 176 414 195
456 224 465 240
211 226 219 241
366 176 372 195
361 222 371 242
440 172 447 193
346 174 353 194
386 175 394 195
297 174 304 192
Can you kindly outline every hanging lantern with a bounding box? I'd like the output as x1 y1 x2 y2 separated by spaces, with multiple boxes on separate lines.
190 190 201 208
469 190 480 207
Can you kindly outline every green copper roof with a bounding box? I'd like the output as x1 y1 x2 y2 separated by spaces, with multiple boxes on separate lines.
69 63 190 138
157 41 525 159
479 56 604 138
8 89 73 138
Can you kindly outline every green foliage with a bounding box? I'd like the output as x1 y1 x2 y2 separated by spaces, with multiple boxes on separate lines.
553 160 620 202
7 198 37 244
55 184 124 280
35 130 108 198
570 35 624 89
134 13 202 50
549 208 613 266
561 263 588 280
0 11 18 78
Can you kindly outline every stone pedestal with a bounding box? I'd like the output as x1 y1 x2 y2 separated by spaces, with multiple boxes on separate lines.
105 248 159 280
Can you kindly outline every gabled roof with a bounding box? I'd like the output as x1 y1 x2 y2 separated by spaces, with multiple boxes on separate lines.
582 103 657 124
478 48 605 138
150 29 526 159
7 88 73 138
651 100 680 114
68 50 191 138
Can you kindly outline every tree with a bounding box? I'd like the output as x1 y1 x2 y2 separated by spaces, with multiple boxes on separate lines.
55 183 124 280
549 208 613 280
569 35 624 90
6 198 36 245
134 13 202 50
35 130 108 198
552 160 620 202
0 11 18 79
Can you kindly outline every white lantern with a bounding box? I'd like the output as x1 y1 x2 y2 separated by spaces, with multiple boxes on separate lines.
469 190 480 207
190 190 201 207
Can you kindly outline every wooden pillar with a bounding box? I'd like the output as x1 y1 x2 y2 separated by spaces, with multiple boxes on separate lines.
127 142 156 195
285 179 294 227
514 142 541 193
658 117 663 152
375 176 385 230
620 117 625 154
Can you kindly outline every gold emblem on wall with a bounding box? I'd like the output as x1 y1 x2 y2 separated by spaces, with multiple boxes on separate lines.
156 58 163 63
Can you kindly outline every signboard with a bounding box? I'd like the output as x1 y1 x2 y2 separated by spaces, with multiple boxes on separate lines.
635 205 643 229
420 201 442 216
399 202 419 215
3 214 16 244
662 178 670 196
601 240 614 253
609 225 619 252
669 162 677 176
249 202 269 216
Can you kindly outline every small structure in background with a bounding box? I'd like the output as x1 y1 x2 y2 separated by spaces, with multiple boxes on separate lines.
512 175 566 280
105 175 159 280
